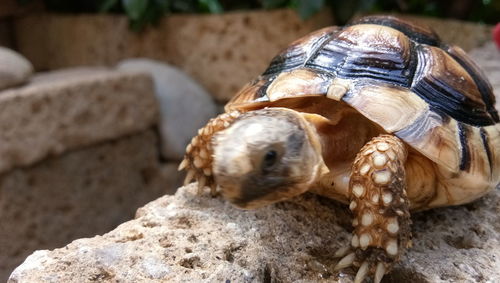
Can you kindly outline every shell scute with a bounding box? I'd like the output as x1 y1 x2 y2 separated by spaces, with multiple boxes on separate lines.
263 26 339 77
411 45 494 126
306 24 415 87
225 16 499 184
350 15 440 46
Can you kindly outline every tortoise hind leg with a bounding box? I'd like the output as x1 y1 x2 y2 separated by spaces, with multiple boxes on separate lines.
334 134 412 283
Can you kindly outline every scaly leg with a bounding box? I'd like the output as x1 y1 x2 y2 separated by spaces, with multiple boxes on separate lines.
334 134 412 283
178 111 241 194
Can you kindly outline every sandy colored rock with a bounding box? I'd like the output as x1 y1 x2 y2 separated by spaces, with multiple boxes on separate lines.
0 46 33 90
8 183 500 283
0 130 182 282
14 9 333 101
0 67 158 174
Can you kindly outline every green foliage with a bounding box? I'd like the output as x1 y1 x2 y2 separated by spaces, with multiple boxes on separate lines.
289 0 325 19
17 0 500 31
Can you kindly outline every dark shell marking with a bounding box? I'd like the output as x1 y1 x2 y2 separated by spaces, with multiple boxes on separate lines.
228 16 499 184
243 16 497 127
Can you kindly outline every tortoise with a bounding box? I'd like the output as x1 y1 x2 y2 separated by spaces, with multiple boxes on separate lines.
179 15 500 282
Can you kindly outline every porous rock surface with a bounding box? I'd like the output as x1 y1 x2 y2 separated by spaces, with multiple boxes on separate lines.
118 59 218 160
0 46 33 90
9 184 500 283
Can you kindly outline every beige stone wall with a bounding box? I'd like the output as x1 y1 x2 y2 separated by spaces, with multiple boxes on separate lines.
14 9 334 101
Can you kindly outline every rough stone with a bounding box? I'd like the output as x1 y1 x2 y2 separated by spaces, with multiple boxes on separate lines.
0 67 158 174
14 9 333 101
0 46 33 90
118 59 218 160
8 184 500 283
0 130 182 282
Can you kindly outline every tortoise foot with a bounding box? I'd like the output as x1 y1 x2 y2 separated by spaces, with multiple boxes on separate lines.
179 111 241 195
333 248 387 283
334 134 412 282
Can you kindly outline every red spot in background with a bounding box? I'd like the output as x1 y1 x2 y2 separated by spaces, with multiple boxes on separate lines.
493 23 500 49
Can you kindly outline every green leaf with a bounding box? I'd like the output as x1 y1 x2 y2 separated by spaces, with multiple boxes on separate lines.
122 0 149 20
153 0 170 11
261 0 288 9
291 0 325 19
198 0 223 13
99 0 119 12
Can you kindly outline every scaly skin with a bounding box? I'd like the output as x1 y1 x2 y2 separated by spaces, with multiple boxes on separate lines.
334 134 411 283
178 110 241 194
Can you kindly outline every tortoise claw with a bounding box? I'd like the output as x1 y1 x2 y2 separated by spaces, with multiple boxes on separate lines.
333 245 351 258
374 262 386 283
178 158 189 171
354 261 369 283
183 168 196 186
333 251 355 271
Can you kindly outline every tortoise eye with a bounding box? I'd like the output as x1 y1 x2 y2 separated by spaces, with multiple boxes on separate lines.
263 149 278 169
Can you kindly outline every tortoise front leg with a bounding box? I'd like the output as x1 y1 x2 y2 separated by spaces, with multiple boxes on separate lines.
178 111 241 194
334 134 412 283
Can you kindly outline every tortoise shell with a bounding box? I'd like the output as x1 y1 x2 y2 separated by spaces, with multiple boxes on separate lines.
226 15 500 205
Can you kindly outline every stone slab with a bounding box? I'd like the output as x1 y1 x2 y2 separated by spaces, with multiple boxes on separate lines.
8 184 499 282
14 9 333 101
0 67 158 174
0 130 182 282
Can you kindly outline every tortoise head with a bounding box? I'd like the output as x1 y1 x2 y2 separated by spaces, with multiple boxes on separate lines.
213 108 324 209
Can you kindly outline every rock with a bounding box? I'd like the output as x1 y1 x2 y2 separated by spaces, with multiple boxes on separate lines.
8 184 500 282
117 59 218 160
0 67 158 174
0 47 33 90
0 130 182 282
